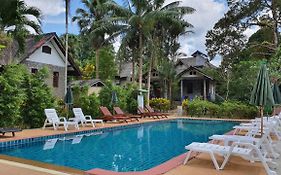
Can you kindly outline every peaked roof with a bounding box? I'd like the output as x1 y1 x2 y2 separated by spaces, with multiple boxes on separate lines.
177 66 214 80
71 79 105 87
175 50 216 68
0 32 81 76
191 50 208 58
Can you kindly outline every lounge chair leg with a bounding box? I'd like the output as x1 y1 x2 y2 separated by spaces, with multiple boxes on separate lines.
91 121 95 128
209 152 220 170
254 145 277 175
42 119 48 130
183 151 192 165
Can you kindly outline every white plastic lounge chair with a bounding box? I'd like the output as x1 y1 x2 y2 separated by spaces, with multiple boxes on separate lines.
73 108 104 127
183 128 277 175
233 121 281 140
209 127 279 159
43 109 79 131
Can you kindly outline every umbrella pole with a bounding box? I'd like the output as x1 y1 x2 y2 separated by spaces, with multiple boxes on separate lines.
260 106 264 136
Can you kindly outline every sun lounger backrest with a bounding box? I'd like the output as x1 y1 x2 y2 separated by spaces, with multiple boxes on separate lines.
100 106 112 116
73 108 85 120
44 109 59 123
138 107 146 114
113 107 124 115
145 105 154 112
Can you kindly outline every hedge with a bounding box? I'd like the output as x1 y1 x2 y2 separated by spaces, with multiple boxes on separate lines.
184 98 258 119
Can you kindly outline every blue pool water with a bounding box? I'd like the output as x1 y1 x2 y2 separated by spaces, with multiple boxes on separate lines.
0 119 238 172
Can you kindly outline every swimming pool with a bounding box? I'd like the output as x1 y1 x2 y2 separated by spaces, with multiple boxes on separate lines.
0 119 238 172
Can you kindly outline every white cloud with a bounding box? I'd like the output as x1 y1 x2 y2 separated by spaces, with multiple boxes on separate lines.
165 0 227 66
24 0 65 16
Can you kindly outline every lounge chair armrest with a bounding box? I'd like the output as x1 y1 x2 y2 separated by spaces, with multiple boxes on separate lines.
68 118 77 122
59 117 67 122
229 142 258 153
85 115 92 120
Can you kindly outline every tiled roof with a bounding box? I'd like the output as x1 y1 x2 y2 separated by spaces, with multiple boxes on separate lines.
0 32 81 76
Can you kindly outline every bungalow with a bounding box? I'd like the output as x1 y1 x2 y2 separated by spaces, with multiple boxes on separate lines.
0 32 81 98
119 50 216 101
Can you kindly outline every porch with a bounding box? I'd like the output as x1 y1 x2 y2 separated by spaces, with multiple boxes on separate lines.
180 78 215 101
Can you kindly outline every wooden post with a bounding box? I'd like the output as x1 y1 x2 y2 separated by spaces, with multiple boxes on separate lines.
203 79 207 100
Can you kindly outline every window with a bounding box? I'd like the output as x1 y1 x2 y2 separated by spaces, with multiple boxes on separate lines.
31 68 38 74
53 72 59 87
42 45 51 54
189 71 197 75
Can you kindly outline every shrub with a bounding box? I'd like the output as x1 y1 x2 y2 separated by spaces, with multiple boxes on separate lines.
0 65 57 128
220 101 257 119
21 67 56 128
0 65 27 127
125 83 138 114
149 98 170 111
188 98 219 117
182 99 189 111
186 98 258 119
79 93 100 118
72 85 101 118
99 80 127 111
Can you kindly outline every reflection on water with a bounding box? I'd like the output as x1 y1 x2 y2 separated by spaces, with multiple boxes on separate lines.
2 120 238 172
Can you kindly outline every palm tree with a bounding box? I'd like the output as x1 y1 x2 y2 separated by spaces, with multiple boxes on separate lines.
65 0 70 96
73 0 116 79
0 0 41 51
96 0 194 91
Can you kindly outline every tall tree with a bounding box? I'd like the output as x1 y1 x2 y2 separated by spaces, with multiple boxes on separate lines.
95 0 194 92
73 0 117 79
0 0 41 51
206 0 281 60
65 0 70 95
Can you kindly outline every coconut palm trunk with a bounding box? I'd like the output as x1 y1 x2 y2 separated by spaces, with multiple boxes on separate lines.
95 48 100 79
65 0 69 95
147 60 152 105
138 33 143 89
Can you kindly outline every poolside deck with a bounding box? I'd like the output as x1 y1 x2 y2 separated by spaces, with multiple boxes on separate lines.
0 116 276 175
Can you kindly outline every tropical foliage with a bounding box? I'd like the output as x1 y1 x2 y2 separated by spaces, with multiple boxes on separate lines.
149 98 170 112
0 65 55 128
186 98 258 119
0 0 41 52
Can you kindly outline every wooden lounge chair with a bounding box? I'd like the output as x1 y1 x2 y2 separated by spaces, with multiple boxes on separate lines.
137 107 160 119
0 128 22 137
113 107 141 121
145 105 169 118
99 106 130 123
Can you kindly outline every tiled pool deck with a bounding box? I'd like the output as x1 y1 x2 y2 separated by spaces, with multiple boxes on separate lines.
0 116 273 175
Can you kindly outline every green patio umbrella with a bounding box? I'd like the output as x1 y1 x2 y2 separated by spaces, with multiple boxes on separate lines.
64 86 73 117
111 91 118 105
250 62 275 135
111 91 118 113
272 83 281 104
272 83 281 115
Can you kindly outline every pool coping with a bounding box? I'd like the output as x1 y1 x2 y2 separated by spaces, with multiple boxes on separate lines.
0 117 244 175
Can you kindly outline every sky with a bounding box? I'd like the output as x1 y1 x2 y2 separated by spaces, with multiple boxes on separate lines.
23 0 257 66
